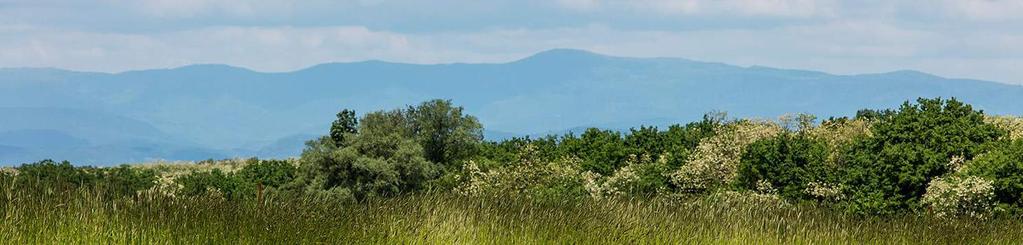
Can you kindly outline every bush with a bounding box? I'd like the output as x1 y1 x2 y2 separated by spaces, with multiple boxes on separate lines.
13 160 156 197
100 164 158 196
922 175 996 219
561 128 629 175
839 98 1005 215
669 120 783 193
986 115 1023 141
176 158 296 199
296 133 437 201
661 114 722 170
591 154 670 198
176 169 249 199
235 158 296 188
15 160 99 190
963 139 1023 209
458 145 590 201
736 133 832 200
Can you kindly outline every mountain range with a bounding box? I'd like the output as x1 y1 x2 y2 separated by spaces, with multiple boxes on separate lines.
2 49 1022 165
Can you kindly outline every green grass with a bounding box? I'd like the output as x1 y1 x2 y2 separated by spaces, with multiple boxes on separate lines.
1 181 1020 244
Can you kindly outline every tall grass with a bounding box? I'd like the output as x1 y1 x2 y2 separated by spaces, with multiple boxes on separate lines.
1 177 1019 244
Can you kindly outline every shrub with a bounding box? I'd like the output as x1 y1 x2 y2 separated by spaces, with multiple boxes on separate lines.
805 117 872 166
839 98 1005 215
986 115 1023 141
296 132 437 201
963 139 1023 208
560 128 629 175
736 133 832 200
175 169 249 199
922 176 996 219
15 160 98 190
235 158 296 188
100 164 158 196
669 120 783 192
591 154 670 198
458 145 590 201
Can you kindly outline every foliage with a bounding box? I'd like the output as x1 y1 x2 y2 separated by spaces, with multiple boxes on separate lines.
13 160 156 197
560 128 629 175
669 119 783 192
402 99 485 167
9 97 1023 225
296 133 437 201
590 154 671 198
15 159 99 190
176 158 297 199
922 175 996 219
839 98 1005 215
736 132 833 200
963 139 1023 209
101 164 159 197
661 113 723 169
458 145 590 201
330 109 358 146
176 169 247 199
986 115 1023 141
235 158 296 187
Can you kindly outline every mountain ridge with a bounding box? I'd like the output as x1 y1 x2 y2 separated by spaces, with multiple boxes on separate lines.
1 49 1021 165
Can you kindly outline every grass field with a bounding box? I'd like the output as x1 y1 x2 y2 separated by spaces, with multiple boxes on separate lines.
2 180 1020 244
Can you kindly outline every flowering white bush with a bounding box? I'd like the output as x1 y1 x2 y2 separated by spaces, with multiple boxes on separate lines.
986 115 1023 140
922 176 996 219
457 145 590 199
669 120 783 192
805 119 872 165
804 181 845 201
588 154 668 199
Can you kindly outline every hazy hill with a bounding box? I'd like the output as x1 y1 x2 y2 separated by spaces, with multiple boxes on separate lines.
2 49 1021 165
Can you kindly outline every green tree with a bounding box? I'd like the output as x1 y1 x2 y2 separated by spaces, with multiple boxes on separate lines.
840 97 1004 214
330 109 359 146
737 133 831 200
625 126 665 157
176 169 249 199
297 131 436 200
236 158 297 188
100 164 157 197
562 128 628 175
404 99 484 167
964 139 1023 209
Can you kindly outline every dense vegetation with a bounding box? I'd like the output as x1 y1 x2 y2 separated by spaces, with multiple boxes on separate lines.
3 97 1023 243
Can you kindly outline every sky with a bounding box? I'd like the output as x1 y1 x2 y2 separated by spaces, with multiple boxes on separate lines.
0 0 1021 84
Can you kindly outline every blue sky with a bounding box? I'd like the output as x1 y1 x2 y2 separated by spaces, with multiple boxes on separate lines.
1 0 1021 84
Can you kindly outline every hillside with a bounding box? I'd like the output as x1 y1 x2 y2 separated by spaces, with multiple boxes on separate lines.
2 49 1022 165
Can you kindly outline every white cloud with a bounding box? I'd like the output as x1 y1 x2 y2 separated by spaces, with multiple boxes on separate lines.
939 0 1023 21
0 25 418 71
114 0 299 18
556 0 836 17
0 1 1021 84
1 21 1020 84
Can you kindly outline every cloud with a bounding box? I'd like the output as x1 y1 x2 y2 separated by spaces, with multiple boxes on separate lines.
118 0 296 18
0 25 418 71
0 1 1020 84
939 0 1023 21
556 0 836 17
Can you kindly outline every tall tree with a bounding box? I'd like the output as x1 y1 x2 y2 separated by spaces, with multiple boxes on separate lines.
330 109 359 145
404 99 484 167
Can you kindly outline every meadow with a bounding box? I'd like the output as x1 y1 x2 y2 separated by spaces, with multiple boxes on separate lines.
3 180 1021 244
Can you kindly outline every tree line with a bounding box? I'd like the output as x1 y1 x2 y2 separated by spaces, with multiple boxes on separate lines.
3 97 1022 218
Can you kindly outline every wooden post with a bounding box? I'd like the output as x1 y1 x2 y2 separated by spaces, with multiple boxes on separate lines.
257 181 264 206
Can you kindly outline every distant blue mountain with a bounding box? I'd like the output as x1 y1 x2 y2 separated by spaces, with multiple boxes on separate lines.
2 49 1022 165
